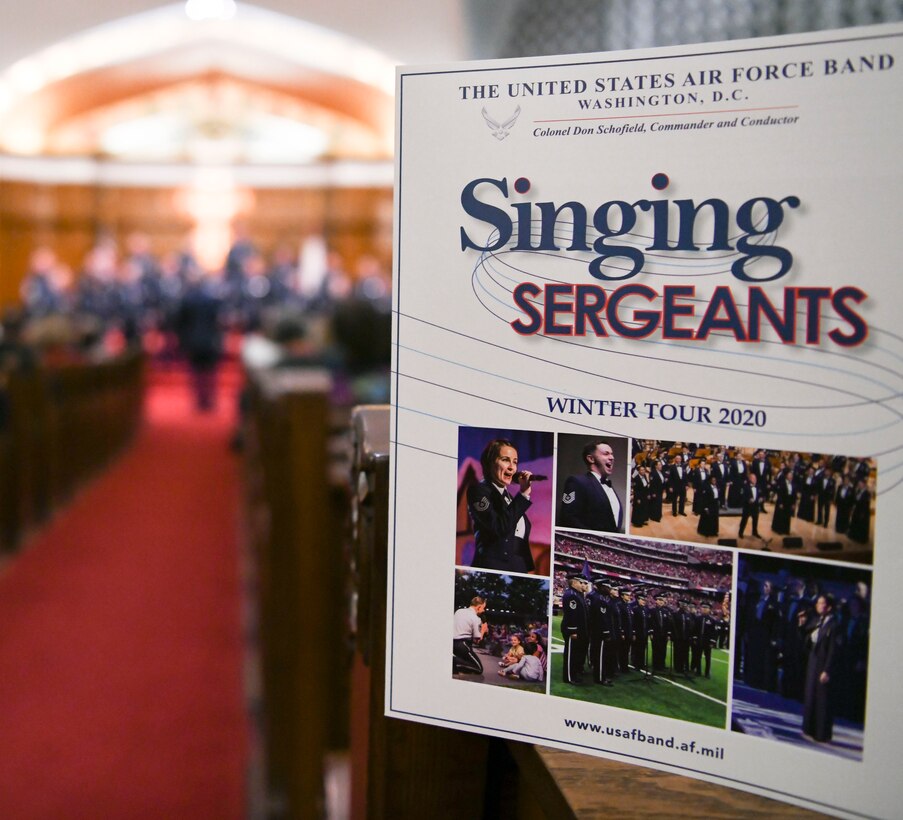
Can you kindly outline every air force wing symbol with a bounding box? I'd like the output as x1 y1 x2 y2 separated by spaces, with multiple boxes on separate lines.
569 600 577 609
482 105 521 140
562 491 576 505
473 497 490 512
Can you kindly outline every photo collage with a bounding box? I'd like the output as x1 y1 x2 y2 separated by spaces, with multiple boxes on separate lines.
452 427 875 760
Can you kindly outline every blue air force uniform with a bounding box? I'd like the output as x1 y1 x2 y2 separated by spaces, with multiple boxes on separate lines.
466 479 533 573
561 584 588 684
559 472 623 532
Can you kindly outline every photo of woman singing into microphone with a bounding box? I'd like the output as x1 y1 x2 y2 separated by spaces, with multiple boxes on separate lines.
456 427 554 576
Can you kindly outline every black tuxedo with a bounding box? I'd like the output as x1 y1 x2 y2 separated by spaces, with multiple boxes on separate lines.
668 464 688 515
559 472 623 532
692 467 710 514
728 458 748 506
739 482 764 537
751 458 771 487
816 474 836 526
834 484 854 533
712 461 729 506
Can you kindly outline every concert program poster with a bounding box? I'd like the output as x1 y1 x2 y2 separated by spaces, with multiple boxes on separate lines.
387 23 902 818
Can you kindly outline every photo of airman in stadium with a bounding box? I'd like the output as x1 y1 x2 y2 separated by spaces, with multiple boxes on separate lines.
550 531 732 729
452 569 550 694
629 441 876 562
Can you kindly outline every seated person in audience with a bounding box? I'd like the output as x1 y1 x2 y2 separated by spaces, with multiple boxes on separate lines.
0 309 38 371
525 631 545 662
498 634 525 668
500 641 544 681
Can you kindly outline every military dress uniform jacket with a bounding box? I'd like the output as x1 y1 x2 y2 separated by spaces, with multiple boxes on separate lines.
559 472 622 532
467 479 534 573
562 586 589 683
631 602 651 640
562 587 589 637
698 613 719 647
651 607 672 642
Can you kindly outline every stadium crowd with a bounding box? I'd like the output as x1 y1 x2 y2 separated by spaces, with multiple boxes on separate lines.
555 533 731 592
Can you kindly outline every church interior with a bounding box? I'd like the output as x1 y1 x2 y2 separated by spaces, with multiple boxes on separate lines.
0 2 897 817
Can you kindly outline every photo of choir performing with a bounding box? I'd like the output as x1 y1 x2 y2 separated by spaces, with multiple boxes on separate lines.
550 532 732 729
628 441 876 562
731 555 870 761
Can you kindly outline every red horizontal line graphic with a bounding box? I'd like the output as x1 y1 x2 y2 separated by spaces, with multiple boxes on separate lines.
533 104 800 123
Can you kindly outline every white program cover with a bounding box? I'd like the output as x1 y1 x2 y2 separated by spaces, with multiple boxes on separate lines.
388 23 901 818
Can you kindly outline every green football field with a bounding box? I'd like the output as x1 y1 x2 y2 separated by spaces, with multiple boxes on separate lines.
549 615 729 729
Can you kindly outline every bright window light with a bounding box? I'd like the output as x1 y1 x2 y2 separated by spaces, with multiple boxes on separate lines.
184 0 237 21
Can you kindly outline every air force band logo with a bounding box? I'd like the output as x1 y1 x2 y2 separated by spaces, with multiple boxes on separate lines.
562 491 576 505
473 497 490 512
481 106 521 140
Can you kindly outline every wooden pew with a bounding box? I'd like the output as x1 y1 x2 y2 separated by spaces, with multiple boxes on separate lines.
347 404 826 818
6 367 50 532
43 353 145 507
348 405 491 819
0 351 144 552
0 379 15 551
242 367 351 818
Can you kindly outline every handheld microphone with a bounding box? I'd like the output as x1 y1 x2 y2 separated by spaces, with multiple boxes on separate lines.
514 471 548 482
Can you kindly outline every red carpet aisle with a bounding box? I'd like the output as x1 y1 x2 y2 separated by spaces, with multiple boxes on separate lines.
0 365 248 819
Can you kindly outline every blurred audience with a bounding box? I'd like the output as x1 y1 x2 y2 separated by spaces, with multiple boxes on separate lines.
8 234 392 410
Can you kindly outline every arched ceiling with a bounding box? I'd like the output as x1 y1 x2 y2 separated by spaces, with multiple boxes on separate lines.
0 0 467 74
0 2 467 165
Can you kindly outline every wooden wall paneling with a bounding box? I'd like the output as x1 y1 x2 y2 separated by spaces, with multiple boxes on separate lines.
0 178 392 310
